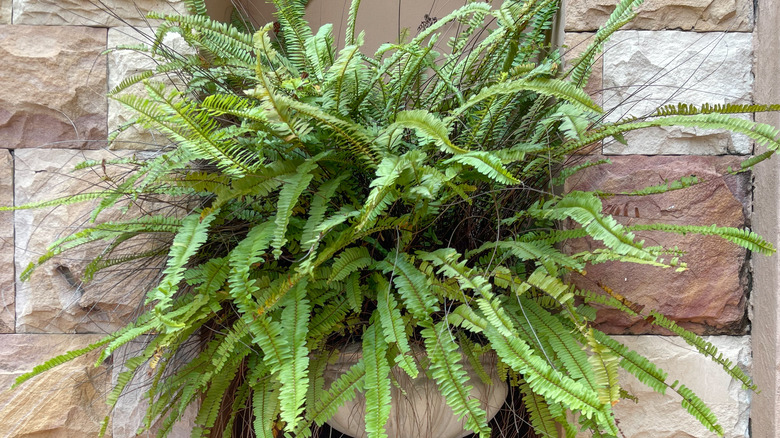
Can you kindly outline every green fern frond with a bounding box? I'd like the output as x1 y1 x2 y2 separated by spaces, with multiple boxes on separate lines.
12 336 112 389
585 330 621 406
574 289 639 317
271 0 314 73
356 155 407 231
377 253 439 321
648 311 757 391
0 190 120 213
191 349 247 437
483 324 614 433
148 211 218 314
345 0 362 47
147 211 218 308
654 102 780 117
306 358 366 429
376 278 417 377
675 383 724 436
275 94 380 167
471 239 584 272
565 114 780 155
392 109 467 154
591 330 668 394
272 158 319 258
515 297 598 391
628 223 776 255
536 191 655 261
307 297 350 349
449 78 602 122
251 367 281 438
305 24 335 81
363 322 392 438
301 174 349 247
444 151 521 185
566 0 644 85
520 382 559 437
422 321 491 437
277 280 311 431
183 0 208 15
526 267 575 305
616 174 700 196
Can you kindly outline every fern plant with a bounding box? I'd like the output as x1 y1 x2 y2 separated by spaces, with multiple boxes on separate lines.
7 0 779 436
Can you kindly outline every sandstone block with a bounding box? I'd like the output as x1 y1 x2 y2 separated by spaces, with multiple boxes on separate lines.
0 0 9 24
607 335 751 438
602 31 753 155
0 334 110 437
565 0 752 32
565 155 750 334
112 338 197 437
0 25 107 150
0 150 13 333
13 0 187 27
107 27 190 150
14 149 167 333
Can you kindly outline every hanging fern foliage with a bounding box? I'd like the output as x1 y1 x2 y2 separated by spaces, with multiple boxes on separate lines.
6 0 777 437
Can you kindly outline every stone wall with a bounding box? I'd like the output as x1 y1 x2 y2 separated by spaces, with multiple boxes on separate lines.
564 0 757 436
0 0 772 437
0 2 199 437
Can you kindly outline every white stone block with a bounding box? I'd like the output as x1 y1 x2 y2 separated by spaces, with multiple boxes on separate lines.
607 335 751 438
603 31 753 155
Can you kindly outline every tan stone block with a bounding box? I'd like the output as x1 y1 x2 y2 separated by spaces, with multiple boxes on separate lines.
565 0 753 32
14 149 167 333
12 0 187 27
107 27 190 150
0 0 9 24
565 155 750 334
0 25 107 150
111 338 198 437
607 335 750 438
0 334 110 437
0 150 13 333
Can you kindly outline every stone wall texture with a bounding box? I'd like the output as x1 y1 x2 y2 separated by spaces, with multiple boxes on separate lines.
0 0 768 437
564 0 759 435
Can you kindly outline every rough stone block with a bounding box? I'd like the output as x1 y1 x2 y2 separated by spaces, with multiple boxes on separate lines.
602 31 753 155
107 27 190 150
0 150 13 333
565 0 753 32
0 334 110 437
112 338 198 437
14 149 166 333
0 0 9 24
565 155 750 334
0 25 107 150
13 0 187 27
608 335 751 438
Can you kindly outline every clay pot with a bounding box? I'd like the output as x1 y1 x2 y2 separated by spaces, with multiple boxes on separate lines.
323 346 508 438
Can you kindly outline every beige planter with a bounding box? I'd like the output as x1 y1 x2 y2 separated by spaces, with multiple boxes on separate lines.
323 346 508 438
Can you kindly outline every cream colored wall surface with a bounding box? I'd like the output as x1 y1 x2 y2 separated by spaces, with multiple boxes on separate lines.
751 0 780 435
